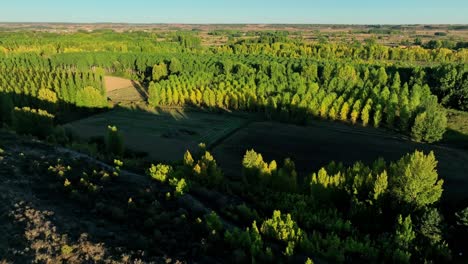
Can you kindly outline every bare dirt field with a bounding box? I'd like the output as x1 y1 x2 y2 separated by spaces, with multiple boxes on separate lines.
212 120 468 203
104 76 147 103
105 76 135 92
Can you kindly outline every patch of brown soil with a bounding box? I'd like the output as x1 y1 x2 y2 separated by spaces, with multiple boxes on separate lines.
104 76 137 92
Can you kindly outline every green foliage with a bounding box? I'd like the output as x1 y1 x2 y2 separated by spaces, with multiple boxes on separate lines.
169 177 188 197
372 171 388 200
105 125 124 157
75 86 107 108
174 32 201 49
273 158 298 193
260 210 305 256
152 62 168 81
12 107 54 138
389 151 443 208
242 149 275 185
169 57 183 74
183 150 194 167
224 221 264 259
205 211 223 233
0 29 464 263
242 150 298 192
310 167 344 196
113 159 123 177
395 215 416 251
419 208 444 245
37 88 58 103
377 67 388 85
411 97 447 143
192 151 224 187
455 207 468 227
149 163 173 183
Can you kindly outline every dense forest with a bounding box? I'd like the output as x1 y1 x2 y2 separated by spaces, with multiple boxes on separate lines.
0 29 467 263
1 31 467 142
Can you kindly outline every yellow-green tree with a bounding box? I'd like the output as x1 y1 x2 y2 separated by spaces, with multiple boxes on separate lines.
389 151 443 208
75 86 107 108
152 62 168 81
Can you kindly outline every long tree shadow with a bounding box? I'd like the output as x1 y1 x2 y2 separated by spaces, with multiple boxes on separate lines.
131 80 148 101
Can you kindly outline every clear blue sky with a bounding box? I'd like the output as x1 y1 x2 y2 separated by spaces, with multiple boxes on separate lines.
1 0 467 24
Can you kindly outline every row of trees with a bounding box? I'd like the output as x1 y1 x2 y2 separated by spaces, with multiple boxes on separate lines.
217 39 468 63
0 30 186 55
0 56 108 135
0 60 106 108
148 63 447 142
11 107 54 138
2 42 464 113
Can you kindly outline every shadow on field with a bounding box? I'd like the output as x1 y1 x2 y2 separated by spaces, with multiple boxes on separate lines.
442 128 468 150
211 120 468 205
131 80 148 100
2 90 468 206
0 91 106 124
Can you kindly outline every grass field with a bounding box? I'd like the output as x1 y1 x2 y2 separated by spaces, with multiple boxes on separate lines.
66 106 468 203
443 109 468 149
65 108 247 162
212 120 468 203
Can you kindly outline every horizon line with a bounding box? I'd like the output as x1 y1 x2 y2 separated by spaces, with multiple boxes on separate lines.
1 22 467 26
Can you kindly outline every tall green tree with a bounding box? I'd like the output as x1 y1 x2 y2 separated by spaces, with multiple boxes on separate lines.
389 151 443 208
169 57 183 75
152 62 168 81
411 97 447 143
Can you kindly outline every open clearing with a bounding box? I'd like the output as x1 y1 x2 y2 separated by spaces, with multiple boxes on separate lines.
65 108 247 162
104 76 147 103
66 108 468 203
212 120 468 203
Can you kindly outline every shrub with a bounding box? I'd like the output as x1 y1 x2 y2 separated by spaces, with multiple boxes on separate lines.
205 211 223 233
192 151 224 187
149 163 173 182
169 177 188 196
455 207 468 227
38 88 58 103
260 210 305 256
242 149 276 185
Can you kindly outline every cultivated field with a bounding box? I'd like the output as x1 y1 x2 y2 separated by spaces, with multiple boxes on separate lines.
65 108 247 162
212 120 468 203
